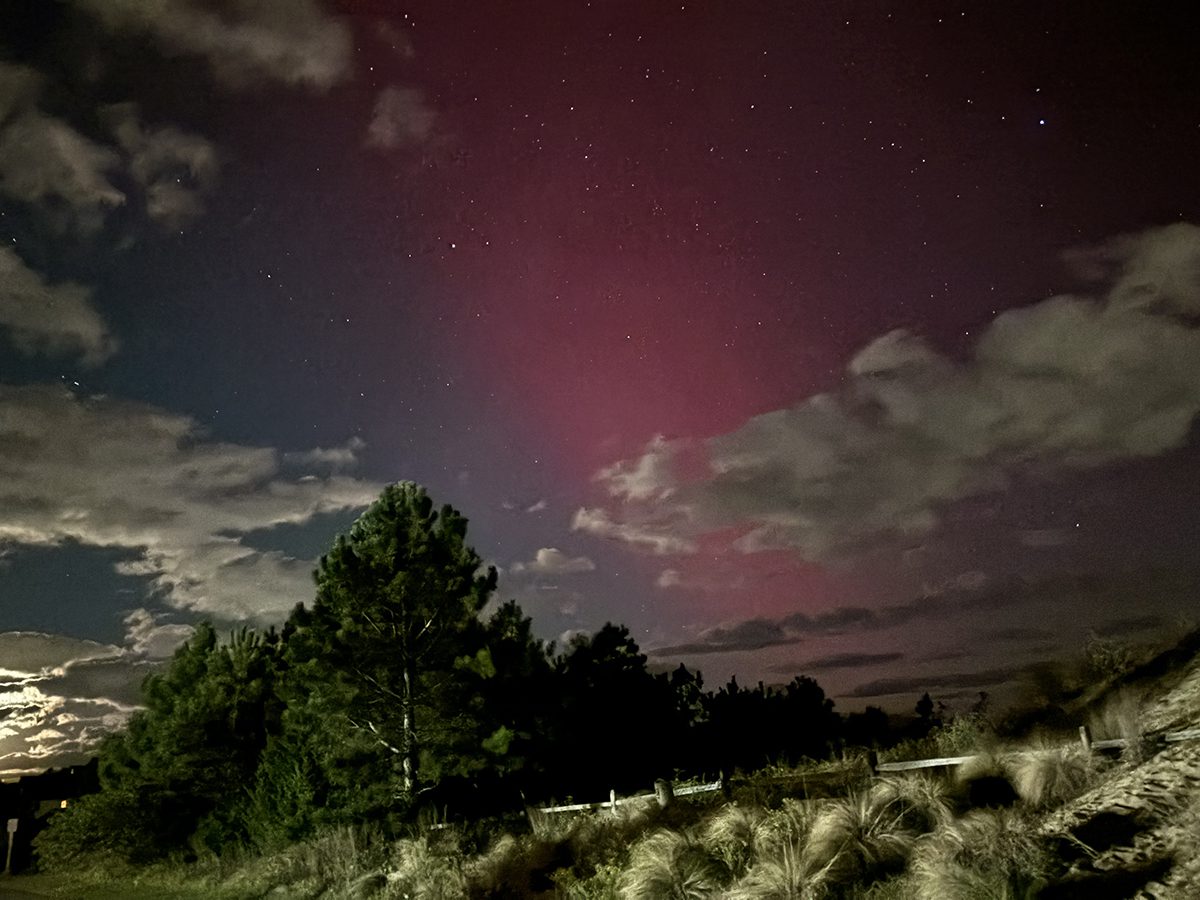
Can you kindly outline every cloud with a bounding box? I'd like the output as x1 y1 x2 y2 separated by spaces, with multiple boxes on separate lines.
72 0 353 90
0 382 381 622
0 631 153 775
648 618 802 656
571 506 697 555
767 651 905 675
0 246 118 366
283 436 367 471
122 609 195 659
0 632 122 679
648 575 1021 659
366 86 437 149
595 433 677 501
589 224 1200 561
0 63 123 233
511 547 595 576
105 103 219 229
657 569 682 588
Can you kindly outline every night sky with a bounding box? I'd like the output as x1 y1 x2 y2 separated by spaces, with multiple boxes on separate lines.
2 0 1200 775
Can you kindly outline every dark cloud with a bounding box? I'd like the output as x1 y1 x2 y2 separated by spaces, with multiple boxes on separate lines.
648 617 802 656
589 224 1200 562
1090 614 1171 638
105 103 219 229
0 62 124 234
846 665 1037 698
981 626 1057 643
767 651 904 675
366 86 437 149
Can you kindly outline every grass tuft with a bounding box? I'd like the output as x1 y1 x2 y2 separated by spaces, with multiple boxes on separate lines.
910 808 1054 900
619 827 730 900
1007 743 1102 809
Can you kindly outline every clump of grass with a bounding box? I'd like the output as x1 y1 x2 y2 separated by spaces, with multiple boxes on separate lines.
700 803 767 878
756 798 817 854
802 786 917 891
1089 687 1155 761
954 752 1019 809
620 828 730 900
385 835 467 899
1007 743 1102 809
872 775 956 834
568 797 660 874
910 808 1054 900
467 831 568 896
726 834 810 900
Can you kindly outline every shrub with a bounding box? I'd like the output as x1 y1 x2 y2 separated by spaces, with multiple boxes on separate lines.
34 786 179 867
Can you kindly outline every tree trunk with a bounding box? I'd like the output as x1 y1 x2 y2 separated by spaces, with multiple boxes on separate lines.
401 657 417 801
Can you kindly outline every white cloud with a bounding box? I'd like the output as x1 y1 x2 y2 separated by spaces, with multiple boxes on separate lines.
0 246 118 366
595 433 677 501
511 547 595 576
284 435 367 471
0 632 122 679
122 609 195 659
656 569 682 588
0 382 381 622
72 0 353 90
105 103 219 229
571 506 698 556
366 85 437 149
591 223 1200 561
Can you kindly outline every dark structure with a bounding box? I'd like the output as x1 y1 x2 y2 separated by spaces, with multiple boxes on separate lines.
0 759 99 873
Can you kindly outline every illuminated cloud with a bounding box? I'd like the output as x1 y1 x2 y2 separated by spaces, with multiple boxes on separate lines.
592 224 1200 561
0 247 118 367
571 506 697 556
511 547 595 576
72 0 353 90
0 383 381 622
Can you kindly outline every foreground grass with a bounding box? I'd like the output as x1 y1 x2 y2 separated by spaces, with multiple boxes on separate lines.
16 739 1144 900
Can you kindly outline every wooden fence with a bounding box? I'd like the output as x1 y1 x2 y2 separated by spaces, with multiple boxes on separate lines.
538 725 1200 810
538 780 723 815
874 725 1200 774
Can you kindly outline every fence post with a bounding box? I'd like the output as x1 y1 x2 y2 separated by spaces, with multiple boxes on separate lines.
654 779 674 808
1079 725 1092 752
609 788 617 810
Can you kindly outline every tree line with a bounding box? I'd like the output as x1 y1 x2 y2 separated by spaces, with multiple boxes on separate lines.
35 482 925 865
